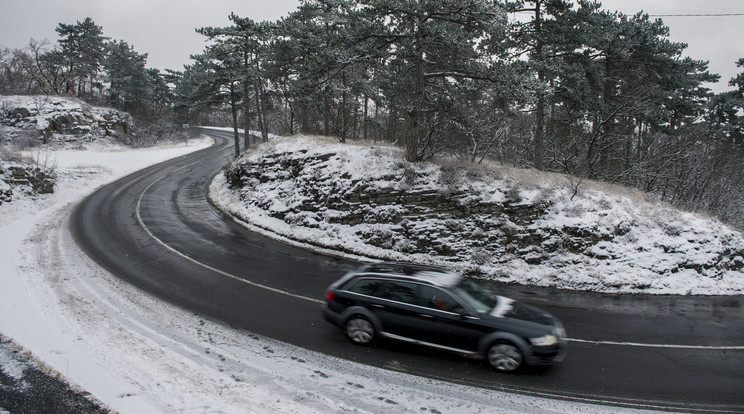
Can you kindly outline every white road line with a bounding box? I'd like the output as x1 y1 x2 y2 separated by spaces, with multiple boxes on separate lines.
133 155 742 352
567 337 744 350
135 159 325 306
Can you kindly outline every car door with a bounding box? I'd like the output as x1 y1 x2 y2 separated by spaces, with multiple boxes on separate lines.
412 285 487 352
372 280 426 339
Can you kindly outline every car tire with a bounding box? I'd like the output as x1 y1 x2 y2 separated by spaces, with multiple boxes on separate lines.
345 316 375 345
487 342 523 372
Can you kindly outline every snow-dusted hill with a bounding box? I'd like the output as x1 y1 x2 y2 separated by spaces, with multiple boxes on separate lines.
0 95 137 205
1 95 133 146
211 135 744 296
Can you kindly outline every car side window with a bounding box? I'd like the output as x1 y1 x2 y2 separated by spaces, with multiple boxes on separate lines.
419 285 461 313
345 278 382 296
379 281 418 304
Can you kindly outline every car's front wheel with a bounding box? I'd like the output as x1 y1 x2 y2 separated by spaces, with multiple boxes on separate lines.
487 342 523 372
345 316 375 345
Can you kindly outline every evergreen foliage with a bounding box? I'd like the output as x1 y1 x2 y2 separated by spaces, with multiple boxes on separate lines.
55 17 107 96
0 4 742 228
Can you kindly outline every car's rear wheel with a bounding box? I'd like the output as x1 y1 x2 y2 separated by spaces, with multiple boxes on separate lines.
345 316 375 345
487 342 523 372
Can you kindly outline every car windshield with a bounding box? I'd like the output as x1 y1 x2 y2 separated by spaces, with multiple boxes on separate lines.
452 278 500 314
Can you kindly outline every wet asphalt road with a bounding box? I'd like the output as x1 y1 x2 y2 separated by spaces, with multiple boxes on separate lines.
70 128 744 413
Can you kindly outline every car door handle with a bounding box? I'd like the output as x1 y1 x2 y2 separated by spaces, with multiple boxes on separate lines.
418 314 434 318
370 304 385 309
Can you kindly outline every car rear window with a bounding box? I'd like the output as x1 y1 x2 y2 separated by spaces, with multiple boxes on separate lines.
345 278 419 306
345 278 382 296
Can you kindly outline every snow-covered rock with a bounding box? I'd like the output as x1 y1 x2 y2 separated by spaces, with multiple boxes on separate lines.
0 163 55 203
212 135 744 295
0 95 134 145
0 95 139 204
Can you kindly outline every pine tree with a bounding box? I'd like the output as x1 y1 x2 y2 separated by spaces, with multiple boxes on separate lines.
147 68 174 113
104 40 149 112
169 62 222 126
55 17 106 96
346 0 511 161
270 0 364 139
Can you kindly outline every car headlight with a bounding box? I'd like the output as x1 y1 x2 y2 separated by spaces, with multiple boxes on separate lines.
530 334 558 347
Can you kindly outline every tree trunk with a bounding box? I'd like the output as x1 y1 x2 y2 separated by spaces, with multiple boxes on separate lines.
324 87 331 136
243 49 251 151
301 103 310 134
363 94 369 141
230 84 240 158
598 57 616 177
254 83 267 142
387 102 397 143
533 0 545 170
535 95 545 170
340 71 347 143
406 49 425 162
243 79 251 151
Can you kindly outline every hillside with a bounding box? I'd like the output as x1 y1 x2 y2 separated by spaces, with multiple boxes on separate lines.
0 95 134 205
210 135 744 296
0 95 133 146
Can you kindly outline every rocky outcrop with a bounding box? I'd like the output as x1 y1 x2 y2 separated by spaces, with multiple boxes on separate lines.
6 165 54 194
223 150 598 264
1 95 134 145
0 95 138 204
0 163 55 204
214 136 744 294
225 146 744 279
42 109 132 139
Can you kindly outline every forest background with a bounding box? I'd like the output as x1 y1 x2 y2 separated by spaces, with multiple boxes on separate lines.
1 0 743 229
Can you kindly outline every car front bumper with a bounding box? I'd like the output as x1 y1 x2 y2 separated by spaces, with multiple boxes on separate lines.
526 339 567 366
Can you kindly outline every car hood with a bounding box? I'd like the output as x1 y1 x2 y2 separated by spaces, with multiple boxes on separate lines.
489 296 554 326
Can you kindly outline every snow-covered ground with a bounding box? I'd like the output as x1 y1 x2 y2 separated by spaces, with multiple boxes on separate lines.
211 135 744 296
0 135 650 413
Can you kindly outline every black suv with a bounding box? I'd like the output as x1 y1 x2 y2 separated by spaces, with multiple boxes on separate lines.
323 262 566 372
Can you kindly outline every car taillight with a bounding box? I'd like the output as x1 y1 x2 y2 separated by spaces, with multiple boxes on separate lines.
324 290 337 302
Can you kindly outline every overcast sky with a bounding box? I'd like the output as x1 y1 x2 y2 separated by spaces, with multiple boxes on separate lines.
1 0 742 92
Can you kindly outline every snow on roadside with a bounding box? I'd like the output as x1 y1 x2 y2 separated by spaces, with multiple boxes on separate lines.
1 138 214 412
0 135 647 413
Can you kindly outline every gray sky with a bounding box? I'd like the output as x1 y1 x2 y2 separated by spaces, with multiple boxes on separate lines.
599 0 744 92
0 0 299 72
1 0 742 92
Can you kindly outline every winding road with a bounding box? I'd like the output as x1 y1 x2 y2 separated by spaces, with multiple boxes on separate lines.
71 128 744 413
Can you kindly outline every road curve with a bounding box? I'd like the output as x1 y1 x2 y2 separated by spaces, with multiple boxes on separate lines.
71 128 744 413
